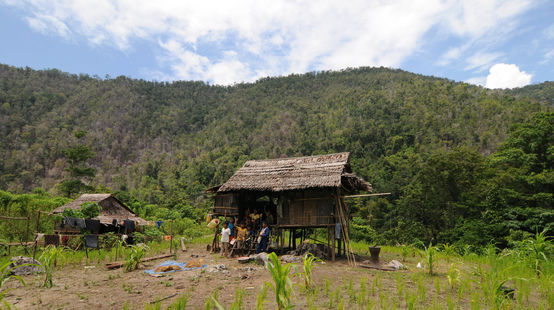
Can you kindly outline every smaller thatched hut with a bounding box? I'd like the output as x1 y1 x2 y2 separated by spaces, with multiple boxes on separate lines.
50 194 146 234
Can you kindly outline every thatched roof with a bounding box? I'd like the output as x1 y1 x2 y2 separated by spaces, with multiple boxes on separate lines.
50 194 146 225
217 152 372 193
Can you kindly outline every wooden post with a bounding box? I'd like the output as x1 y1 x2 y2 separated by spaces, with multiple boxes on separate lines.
169 220 173 254
331 225 336 262
32 211 41 260
326 226 330 256
313 228 317 244
24 216 30 254
288 228 292 249
292 229 296 250
180 237 187 252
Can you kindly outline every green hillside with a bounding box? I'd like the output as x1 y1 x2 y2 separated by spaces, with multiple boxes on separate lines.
1 64 552 246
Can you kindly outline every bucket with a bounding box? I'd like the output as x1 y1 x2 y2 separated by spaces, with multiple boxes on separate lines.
369 246 381 263
207 218 220 228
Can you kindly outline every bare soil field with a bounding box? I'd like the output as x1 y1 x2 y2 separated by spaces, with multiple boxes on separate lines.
3 242 548 309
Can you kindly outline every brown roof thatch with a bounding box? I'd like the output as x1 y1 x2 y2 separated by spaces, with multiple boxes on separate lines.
217 152 372 193
50 194 146 225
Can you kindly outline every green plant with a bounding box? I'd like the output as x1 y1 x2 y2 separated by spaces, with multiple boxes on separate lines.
0 261 29 308
265 252 294 309
298 253 322 291
124 244 148 272
419 242 438 275
522 229 552 276
166 294 189 310
39 245 66 288
446 263 460 290
256 283 268 310
441 243 457 262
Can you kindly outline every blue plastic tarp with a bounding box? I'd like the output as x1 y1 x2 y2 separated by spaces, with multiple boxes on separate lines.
144 260 207 275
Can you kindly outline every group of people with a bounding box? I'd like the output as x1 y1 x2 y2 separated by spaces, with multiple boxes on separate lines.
219 215 270 257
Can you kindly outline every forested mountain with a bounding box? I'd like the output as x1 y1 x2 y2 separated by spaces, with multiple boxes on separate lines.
1 64 552 246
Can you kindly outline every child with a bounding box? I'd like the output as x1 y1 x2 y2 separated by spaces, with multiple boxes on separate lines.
236 222 247 256
256 221 270 253
220 222 231 257
228 218 236 239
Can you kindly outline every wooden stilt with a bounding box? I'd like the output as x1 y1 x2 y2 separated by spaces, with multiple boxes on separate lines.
24 216 30 254
331 225 336 262
292 229 296 249
32 211 41 260
288 228 292 250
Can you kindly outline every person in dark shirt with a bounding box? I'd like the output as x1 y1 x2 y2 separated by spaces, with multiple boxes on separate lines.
256 221 270 253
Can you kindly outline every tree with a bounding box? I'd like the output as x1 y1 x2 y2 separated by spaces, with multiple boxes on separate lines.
58 130 96 197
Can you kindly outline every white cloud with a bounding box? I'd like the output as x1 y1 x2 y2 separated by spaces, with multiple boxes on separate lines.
465 51 502 72
542 49 554 64
465 76 486 86
26 13 71 38
1 0 534 84
485 63 532 89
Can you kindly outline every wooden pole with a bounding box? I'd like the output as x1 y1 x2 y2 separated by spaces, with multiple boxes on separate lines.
292 229 296 250
24 216 30 254
169 220 173 254
32 211 41 260
288 228 292 250
331 224 336 262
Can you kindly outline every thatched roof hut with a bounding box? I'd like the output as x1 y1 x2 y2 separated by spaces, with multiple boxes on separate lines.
211 152 373 261
50 193 146 225
217 152 372 193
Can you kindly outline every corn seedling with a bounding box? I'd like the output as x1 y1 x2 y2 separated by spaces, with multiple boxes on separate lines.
422 242 438 275
324 278 330 296
230 288 245 310
522 229 552 277
405 290 416 310
441 243 457 263
0 261 29 308
434 278 441 295
265 252 294 310
205 289 219 310
256 283 268 310
39 245 66 288
446 263 460 290
298 253 322 291
395 274 405 298
124 244 147 272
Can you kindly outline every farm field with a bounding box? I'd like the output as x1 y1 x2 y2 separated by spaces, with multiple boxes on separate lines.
2 235 552 309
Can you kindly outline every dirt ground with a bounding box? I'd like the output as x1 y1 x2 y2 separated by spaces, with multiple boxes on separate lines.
3 243 512 309
2 243 390 309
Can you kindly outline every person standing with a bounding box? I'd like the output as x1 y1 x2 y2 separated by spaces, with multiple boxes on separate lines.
236 222 247 256
256 221 270 253
221 222 231 257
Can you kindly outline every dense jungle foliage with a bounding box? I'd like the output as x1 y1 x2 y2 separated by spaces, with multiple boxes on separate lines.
0 64 552 249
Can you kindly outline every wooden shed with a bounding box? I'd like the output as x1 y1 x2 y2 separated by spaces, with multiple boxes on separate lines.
50 193 146 231
211 152 372 261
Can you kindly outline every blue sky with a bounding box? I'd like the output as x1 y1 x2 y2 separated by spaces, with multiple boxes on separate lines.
0 0 553 87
